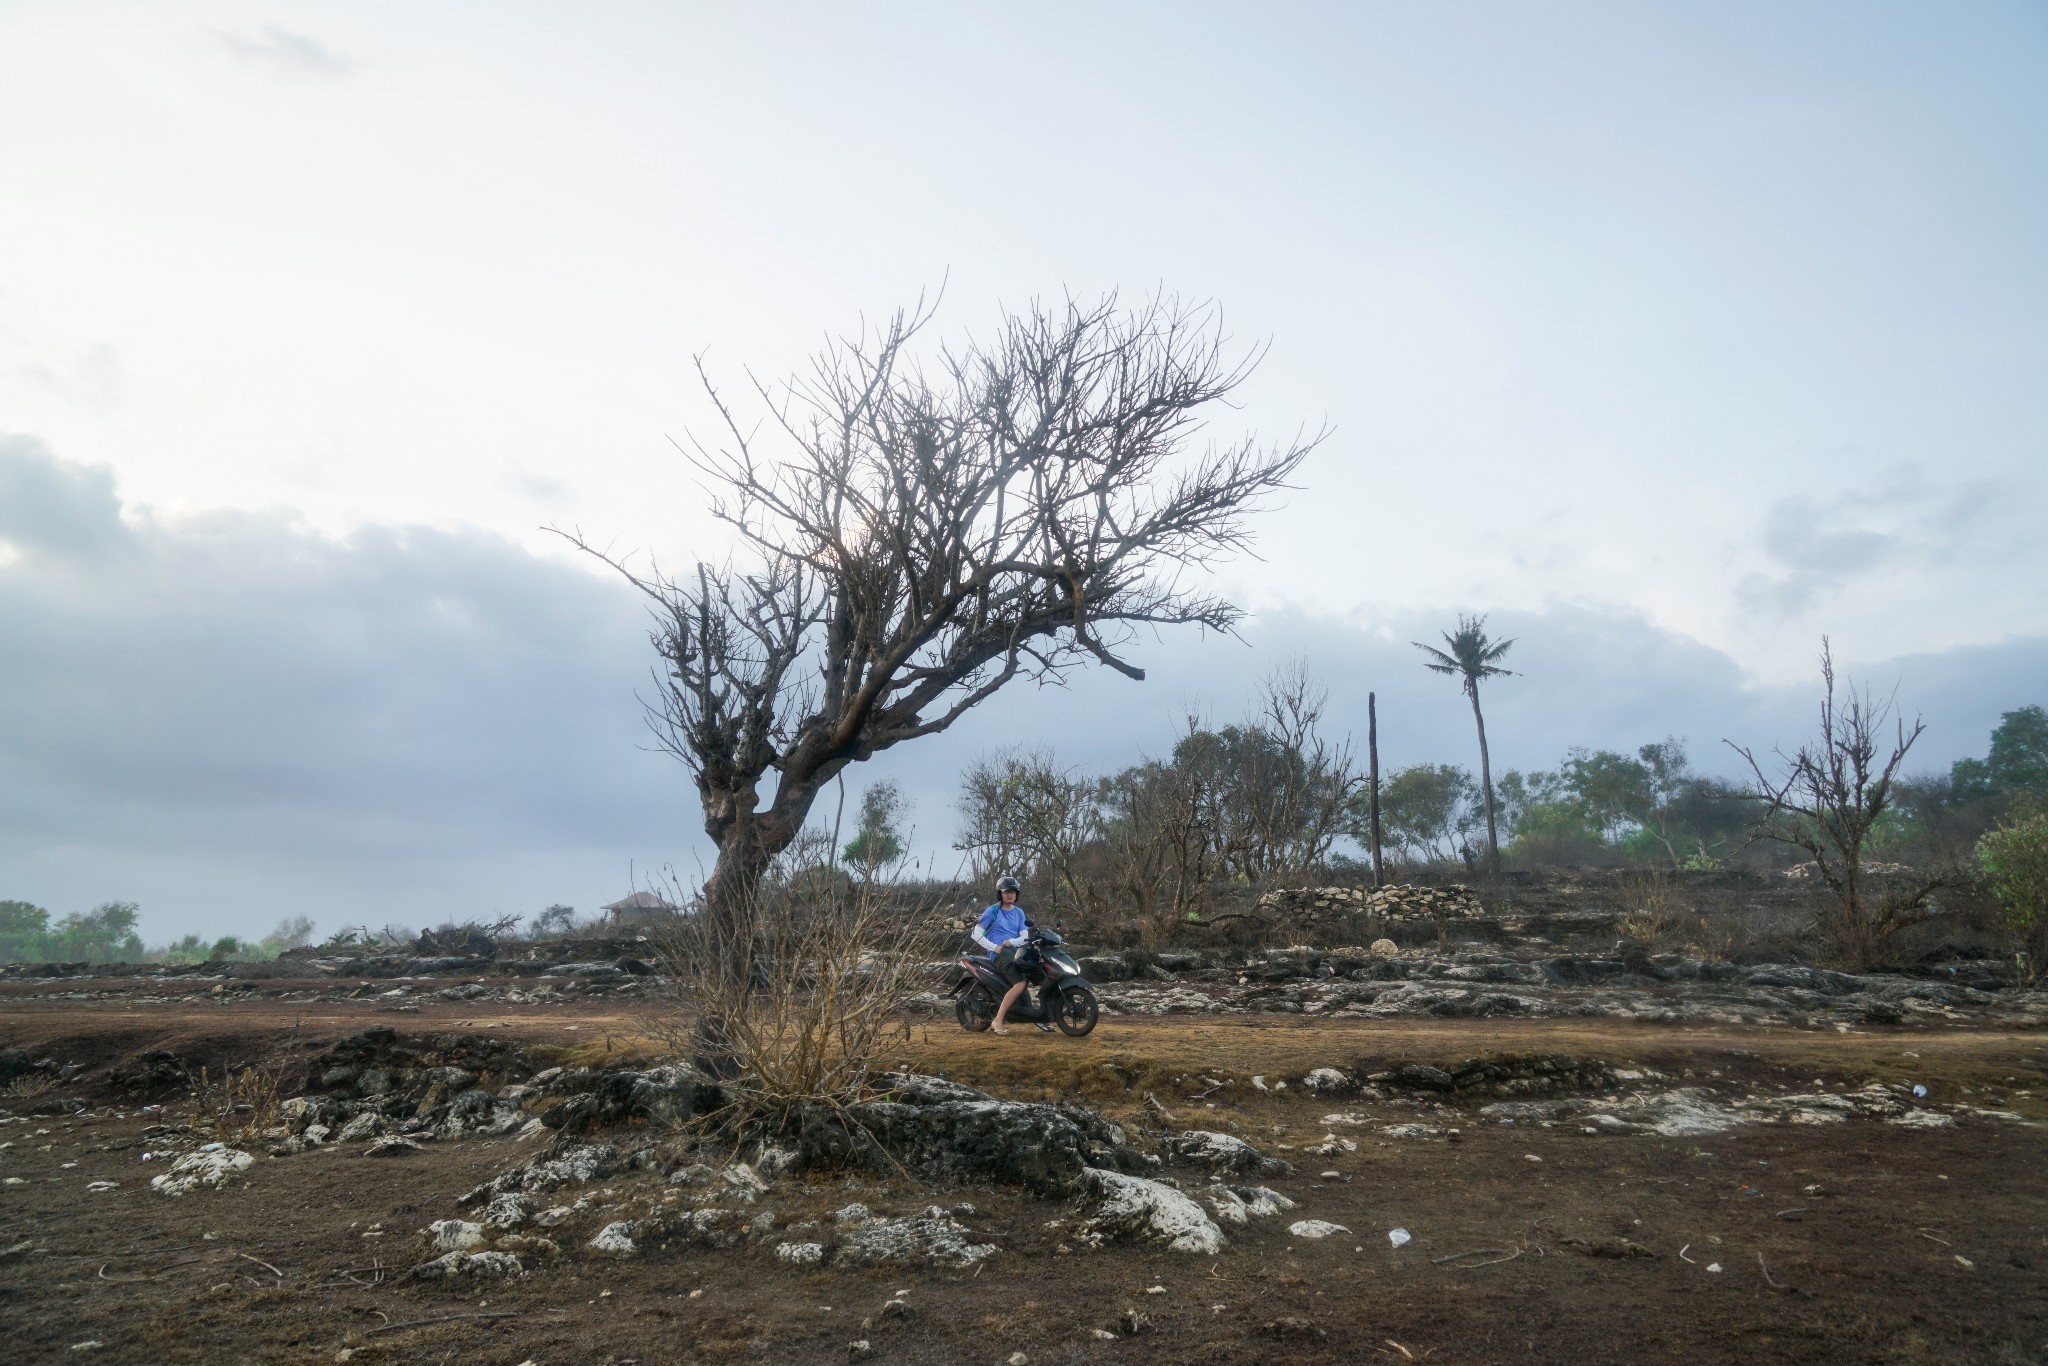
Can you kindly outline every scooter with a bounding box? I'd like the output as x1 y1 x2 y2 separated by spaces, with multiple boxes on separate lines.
947 921 1099 1037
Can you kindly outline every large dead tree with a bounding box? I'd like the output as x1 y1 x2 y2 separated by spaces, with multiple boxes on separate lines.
561 293 1318 940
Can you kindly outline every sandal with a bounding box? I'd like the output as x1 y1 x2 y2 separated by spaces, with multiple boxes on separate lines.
989 1025 1010 1035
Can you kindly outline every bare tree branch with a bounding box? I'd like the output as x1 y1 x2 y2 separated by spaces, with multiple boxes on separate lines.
553 291 1320 936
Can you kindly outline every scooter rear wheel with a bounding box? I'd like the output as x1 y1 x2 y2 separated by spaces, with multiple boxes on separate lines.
955 984 996 1032
1054 986 1099 1037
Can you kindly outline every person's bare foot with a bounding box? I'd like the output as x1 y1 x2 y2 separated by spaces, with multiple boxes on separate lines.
990 1024 1011 1035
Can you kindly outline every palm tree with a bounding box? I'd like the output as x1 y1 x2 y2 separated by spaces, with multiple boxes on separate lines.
1415 615 1517 874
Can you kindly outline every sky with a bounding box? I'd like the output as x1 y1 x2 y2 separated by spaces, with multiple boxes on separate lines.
2 2 2044 942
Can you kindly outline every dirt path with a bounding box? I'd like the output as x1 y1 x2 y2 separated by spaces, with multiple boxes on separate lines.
6 986 2042 1090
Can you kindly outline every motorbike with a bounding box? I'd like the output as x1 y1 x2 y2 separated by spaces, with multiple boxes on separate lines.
947 920 1099 1037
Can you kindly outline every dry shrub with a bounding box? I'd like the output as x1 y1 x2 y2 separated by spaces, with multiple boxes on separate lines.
1616 869 1693 951
648 874 950 1137
4 1072 54 1100
191 1062 286 1141
1615 870 1807 963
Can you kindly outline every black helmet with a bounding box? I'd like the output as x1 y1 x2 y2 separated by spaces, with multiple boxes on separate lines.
995 875 1021 895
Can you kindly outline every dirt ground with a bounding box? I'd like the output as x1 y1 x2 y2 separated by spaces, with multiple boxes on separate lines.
3 979 2045 1364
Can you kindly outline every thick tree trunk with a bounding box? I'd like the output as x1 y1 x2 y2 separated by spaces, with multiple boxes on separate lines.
1469 685 1501 876
689 776 827 1077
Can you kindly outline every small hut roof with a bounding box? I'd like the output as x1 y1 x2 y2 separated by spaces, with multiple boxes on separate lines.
601 890 679 913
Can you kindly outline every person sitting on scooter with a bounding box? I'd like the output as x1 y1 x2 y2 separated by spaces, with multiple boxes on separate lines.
970 876 1047 1035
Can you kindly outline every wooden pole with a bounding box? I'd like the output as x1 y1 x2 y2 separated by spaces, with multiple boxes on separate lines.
1368 691 1385 887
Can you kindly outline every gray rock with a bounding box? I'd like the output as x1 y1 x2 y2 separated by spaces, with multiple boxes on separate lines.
835 1213 998 1267
1287 1219 1349 1239
1385 1063 1456 1091
1163 1130 1289 1177
479 1192 532 1230
588 1222 637 1255
409 1250 523 1279
801 1079 1152 1197
459 1143 634 1203
1076 1169 1225 1254
149 1148 253 1196
335 1112 387 1144
426 1220 485 1252
1203 1184 1296 1224
362 1136 425 1157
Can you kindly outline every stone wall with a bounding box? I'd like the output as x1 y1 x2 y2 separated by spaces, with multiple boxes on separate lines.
1253 883 1488 925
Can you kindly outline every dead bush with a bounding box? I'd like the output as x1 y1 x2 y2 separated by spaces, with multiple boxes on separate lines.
190 1061 287 1142
1615 869 1694 952
3 1072 53 1100
647 871 949 1139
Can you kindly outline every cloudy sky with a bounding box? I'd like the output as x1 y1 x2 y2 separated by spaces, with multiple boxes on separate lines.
2 2 2044 942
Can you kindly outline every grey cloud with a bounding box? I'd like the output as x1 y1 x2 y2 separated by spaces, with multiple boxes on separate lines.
208 25 358 77
0 440 681 942
2 440 2039 943
1738 465 2005 615
0 434 132 559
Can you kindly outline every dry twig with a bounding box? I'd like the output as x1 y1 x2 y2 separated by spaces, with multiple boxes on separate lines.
362 1311 517 1337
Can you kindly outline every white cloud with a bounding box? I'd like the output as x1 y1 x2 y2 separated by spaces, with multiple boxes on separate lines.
206 24 357 77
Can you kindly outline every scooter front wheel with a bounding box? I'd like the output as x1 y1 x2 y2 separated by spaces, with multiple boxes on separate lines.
956 984 996 1032
1054 986 1099 1037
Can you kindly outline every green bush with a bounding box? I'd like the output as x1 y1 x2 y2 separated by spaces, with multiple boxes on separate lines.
47 902 144 963
1978 803 2048 985
0 900 51 961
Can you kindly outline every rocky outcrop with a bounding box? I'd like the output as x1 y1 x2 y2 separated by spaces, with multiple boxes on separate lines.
537 1063 720 1134
1088 951 2048 1029
459 1142 651 1203
796 1073 1155 1197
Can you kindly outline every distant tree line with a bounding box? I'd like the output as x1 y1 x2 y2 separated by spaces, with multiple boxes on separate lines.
0 904 317 966
755 663 2047 972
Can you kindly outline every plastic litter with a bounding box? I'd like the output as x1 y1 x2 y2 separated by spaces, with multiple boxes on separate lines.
1388 1228 1412 1249
199 1142 224 1153
1705 1262 1723 1273
1912 1084 1928 1098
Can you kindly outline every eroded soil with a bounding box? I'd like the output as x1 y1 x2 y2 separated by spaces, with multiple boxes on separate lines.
2 979 2045 1364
